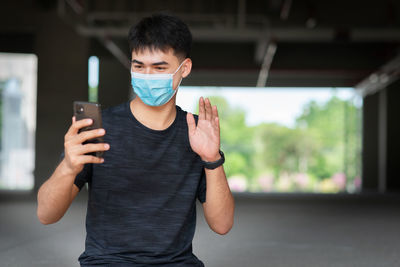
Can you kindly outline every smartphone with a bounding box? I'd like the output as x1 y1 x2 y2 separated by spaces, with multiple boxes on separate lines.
73 101 104 158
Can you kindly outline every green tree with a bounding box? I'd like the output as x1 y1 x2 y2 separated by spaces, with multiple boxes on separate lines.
193 91 361 192
295 95 361 181
253 123 316 178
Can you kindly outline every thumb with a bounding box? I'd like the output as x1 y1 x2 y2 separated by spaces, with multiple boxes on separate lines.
186 112 196 136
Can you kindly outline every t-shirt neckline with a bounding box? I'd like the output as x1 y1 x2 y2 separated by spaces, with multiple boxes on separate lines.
126 102 181 135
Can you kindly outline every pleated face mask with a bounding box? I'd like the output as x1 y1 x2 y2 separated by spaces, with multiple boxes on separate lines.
131 61 184 107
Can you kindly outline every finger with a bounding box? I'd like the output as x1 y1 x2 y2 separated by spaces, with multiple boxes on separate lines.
74 128 106 145
215 116 220 134
79 155 105 164
205 98 213 121
198 97 205 120
79 143 110 155
65 118 93 139
186 112 196 136
212 105 219 125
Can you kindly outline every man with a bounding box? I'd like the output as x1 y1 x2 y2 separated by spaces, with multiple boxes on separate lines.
37 13 234 266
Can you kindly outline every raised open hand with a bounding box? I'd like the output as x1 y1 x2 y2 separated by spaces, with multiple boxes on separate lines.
186 97 221 162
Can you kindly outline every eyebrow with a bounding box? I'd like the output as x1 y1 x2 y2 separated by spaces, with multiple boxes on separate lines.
131 59 169 66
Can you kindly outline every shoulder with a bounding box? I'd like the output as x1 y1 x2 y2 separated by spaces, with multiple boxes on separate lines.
176 105 199 125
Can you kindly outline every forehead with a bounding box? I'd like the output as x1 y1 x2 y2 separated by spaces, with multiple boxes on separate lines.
131 47 180 64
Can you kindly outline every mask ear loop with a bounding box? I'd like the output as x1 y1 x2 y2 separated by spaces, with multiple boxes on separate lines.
172 59 186 91
173 60 186 75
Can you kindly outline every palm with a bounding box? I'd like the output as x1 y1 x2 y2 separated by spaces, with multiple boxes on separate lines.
187 97 221 162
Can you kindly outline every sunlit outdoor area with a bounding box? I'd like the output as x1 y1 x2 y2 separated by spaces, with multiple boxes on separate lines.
177 87 362 194
0 53 37 190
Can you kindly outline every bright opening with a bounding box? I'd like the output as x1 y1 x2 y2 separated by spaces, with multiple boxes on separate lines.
88 56 99 102
0 53 37 190
177 87 362 194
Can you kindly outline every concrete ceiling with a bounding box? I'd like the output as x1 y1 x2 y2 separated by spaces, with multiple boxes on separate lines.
2 0 400 88
60 0 399 88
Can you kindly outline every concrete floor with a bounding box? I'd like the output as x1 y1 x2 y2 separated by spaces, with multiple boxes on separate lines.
0 191 399 267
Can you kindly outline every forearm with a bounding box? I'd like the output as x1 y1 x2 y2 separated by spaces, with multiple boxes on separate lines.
203 166 235 235
37 159 77 225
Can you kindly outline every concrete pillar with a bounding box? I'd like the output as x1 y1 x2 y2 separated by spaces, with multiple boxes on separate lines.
361 91 379 192
386 80 400 192
34 12 89 192
362 80 400 193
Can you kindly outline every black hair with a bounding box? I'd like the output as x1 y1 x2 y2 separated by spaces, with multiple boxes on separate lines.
128 13 192 59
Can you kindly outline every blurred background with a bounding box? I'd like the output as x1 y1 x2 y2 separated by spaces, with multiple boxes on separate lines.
0 0 399 266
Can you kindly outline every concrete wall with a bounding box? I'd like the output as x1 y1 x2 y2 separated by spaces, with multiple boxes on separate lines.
98 57 131 109
386 80 400 192
362 92 379 191
34 12 89 191
362 80 400 193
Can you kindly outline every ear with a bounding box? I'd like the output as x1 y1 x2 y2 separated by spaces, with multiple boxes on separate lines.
181 58 192 78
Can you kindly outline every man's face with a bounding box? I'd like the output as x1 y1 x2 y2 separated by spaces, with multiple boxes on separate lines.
131 48 192 90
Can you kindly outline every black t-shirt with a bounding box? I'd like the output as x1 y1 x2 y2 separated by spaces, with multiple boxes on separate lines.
74 102 207 266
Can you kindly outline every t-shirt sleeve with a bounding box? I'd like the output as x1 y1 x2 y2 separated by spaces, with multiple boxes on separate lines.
59 151 92 192
197 168 207 203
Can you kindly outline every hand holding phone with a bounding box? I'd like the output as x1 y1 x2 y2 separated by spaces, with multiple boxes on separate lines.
73 101 104 157
61 102 110 176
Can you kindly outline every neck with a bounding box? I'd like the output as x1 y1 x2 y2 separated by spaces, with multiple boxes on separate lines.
130 96 177 131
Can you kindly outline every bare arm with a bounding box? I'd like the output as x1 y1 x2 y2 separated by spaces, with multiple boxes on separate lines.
37 160 81 225
202 165 234 235
36 117 109 225
187 97 235 235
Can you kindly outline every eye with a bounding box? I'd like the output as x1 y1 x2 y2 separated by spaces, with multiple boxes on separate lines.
133 65 143 69
155 66 166 71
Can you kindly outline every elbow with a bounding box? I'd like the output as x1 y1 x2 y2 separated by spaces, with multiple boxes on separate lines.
213 220 234 235
210 209 235 235
36 188 59 225
215 225 233 235
38 217 52 225
37 208 56 225
37 211 50 225
36 199 59 225
37 210 60 225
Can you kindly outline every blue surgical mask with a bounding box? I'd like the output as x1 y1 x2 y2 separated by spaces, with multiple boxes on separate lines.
131 61 184 107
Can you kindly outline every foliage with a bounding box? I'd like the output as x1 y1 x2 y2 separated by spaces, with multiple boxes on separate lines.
295 95 361 182
197 92 362 193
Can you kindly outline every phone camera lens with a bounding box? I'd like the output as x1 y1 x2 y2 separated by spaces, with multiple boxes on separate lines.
77 105 84 114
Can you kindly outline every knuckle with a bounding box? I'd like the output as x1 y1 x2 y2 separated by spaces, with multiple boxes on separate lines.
70 157 78 166
80 131 91 141
85 143 94 150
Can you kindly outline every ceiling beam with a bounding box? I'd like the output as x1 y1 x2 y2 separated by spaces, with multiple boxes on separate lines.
355 54 400 97
76 25 400 43
256 42 277 87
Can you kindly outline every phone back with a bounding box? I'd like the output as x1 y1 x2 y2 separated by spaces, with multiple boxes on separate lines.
73 101 104 157
73 101 102 132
